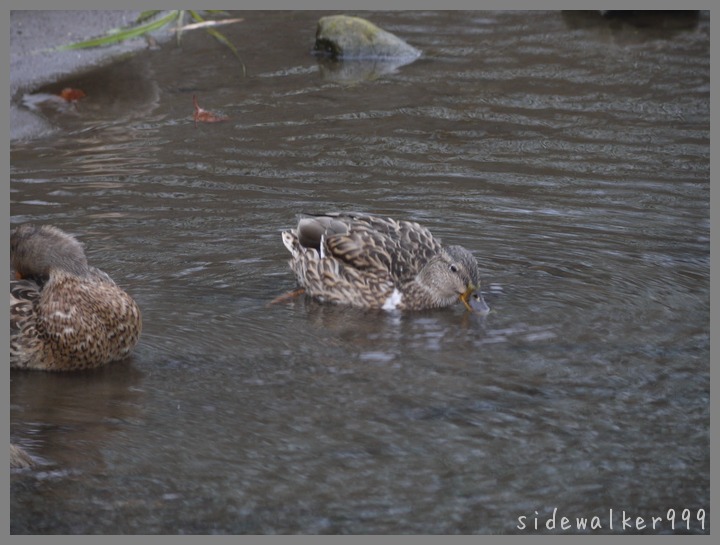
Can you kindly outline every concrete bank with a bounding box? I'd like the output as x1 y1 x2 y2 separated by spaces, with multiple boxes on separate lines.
10 10 157 141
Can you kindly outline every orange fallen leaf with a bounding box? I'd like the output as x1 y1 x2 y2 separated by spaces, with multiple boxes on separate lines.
193 95 229 126
59 88 86 102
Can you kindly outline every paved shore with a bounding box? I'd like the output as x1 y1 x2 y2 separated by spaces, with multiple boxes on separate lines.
10 10 156 140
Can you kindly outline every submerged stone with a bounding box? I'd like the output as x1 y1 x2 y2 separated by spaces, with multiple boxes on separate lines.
313 15 422 61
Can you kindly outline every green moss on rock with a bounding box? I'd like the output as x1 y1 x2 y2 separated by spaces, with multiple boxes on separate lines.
314 15 421 60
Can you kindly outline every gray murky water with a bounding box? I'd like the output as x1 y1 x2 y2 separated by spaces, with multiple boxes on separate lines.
10 11 709 534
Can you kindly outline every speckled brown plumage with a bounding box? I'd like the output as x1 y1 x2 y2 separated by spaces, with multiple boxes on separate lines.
10 443 35 469
281 212 489 312
10 224 142 371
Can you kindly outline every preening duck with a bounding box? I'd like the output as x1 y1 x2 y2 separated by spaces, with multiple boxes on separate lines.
10 224 142 371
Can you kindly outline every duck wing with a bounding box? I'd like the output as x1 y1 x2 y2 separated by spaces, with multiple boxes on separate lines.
301 213 444 283
10 279 41 335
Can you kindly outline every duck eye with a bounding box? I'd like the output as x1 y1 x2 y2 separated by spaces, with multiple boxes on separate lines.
449 264 459 273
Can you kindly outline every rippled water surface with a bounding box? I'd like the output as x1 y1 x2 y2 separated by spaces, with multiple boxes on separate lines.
10 11 709 534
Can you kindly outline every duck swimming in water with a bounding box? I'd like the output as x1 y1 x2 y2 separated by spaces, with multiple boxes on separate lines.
281 212 489 313
10 224 142 371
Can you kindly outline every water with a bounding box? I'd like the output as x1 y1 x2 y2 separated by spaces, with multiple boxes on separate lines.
10 10 709 534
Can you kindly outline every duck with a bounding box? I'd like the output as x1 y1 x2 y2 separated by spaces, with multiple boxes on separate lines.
10 224 142 371
10 443 35 469
281 212 490 312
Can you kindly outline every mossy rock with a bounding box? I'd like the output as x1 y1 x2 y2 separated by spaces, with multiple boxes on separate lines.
314 15 421 60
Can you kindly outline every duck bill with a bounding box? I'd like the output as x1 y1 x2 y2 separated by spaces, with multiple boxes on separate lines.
459 285 490 314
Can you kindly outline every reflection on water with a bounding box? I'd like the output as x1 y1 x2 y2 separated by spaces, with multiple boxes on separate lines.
10 10 709 534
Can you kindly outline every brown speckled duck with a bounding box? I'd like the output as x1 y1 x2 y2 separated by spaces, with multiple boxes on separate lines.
281 212 490 313
10 224 142 371
10 443 35 469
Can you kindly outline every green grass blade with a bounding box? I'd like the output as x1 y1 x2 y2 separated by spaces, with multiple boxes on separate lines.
204 27 246 74
187 10 245 75
174 10 186 47
57 11 179 50
136 11 163 24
